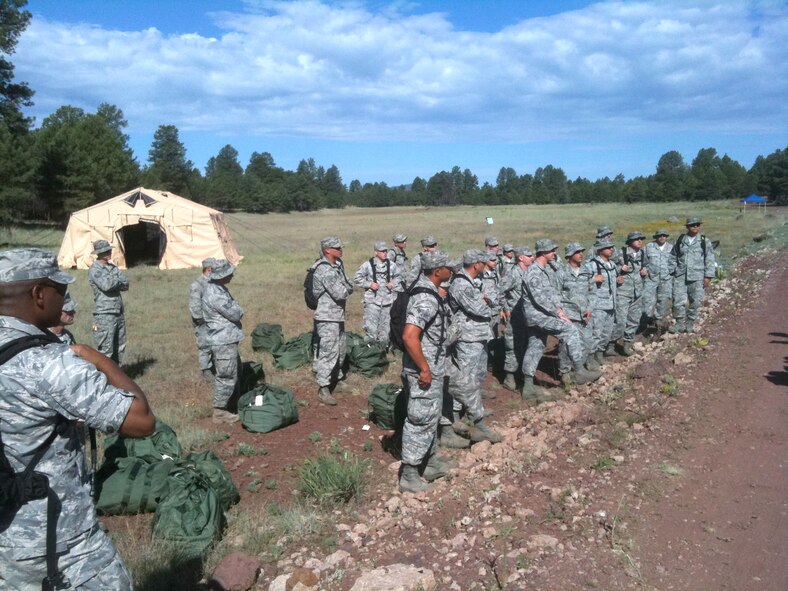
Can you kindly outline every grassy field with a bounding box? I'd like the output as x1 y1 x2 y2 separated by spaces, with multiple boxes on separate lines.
3 201 786 587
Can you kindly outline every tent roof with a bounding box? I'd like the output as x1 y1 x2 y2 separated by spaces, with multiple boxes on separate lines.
740 194 767 203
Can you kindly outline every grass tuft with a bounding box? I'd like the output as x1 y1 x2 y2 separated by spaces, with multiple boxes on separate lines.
298 451 370 506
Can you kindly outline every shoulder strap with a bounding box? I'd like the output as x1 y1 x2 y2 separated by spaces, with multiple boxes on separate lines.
369 258 376 284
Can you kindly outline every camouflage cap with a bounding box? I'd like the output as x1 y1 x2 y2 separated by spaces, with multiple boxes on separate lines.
61 292 78 313
515 246 534 257
462 248 484 266
0 248 75 285
626 230 646 242
595 225 613 238
92 239 112 255
535 239 558 254
564 242 584 257
201 257 218 270
685 216 702 226
420 235 438 247
595 238 615 251
483 251 498 263
392 233 407 243
209 259 235 281
502 243 514 252
484 236 499 247
374 241 388 252
320 236 343 250
653 228 670 238
422 250 456 270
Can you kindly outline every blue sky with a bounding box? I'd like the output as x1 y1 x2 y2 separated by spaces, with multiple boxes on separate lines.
16 0 788 186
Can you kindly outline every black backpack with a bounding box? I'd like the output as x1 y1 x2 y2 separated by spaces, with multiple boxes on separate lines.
303 260 329 310
389 279 444 352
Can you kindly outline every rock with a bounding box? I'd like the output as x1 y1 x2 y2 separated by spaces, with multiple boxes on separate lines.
349 563 436 591
286 568 319 590
528 534 559 549
324 550 352 570
209 552 261 591
385 496 401 513
269 575 289 591
673 352 693 366
471 440 493 458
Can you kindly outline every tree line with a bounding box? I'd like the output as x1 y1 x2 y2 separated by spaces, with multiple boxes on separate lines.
1 1 786 225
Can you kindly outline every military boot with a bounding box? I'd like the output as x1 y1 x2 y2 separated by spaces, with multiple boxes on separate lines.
452 412 471 436
212 408 239 425
573 363 602 385
439 424 471 449
468 420 503 444
684 321 695 333
585 354 600 372
560 372 574 387
604 343 622 357
481 390 496 400
595 351 605 366
422 454 452 482
668 319 686 334
399 464 433 493
621 341 634 357
502 372 518 392
520 375 544 405
317 386 338 406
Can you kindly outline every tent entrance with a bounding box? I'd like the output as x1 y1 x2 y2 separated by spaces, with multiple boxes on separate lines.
118 221 166 267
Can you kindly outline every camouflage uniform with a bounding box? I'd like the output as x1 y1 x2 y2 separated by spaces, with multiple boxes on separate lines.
497 263 528 375
556 258 595 374
312 256 354 388
87 260 128 364
522 260 586 377
354 254 401 345
189 272 213 372
480 265 501 337
202 276 244 409
387 235 409 289
643 235 674 322
447 267 492 423
0 252 135 590
585 250 618 354
612 241 646 343
401 275 448 466
671 226 716 326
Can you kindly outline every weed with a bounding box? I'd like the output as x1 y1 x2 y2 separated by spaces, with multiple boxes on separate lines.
362 441 374 452
244 469 257 478
210 431 231 443
657 462 684 476
258 446 269 456
321 536 337 551
237 443 257 457
298 451 370 506
246 479 262 493
329 437 343 454
265 479 278 490
591 456 617 471
605 426 629 448
660 374 679 396
299 399 310 407
309 431 323 443
690 337 709 347
602 389 623 406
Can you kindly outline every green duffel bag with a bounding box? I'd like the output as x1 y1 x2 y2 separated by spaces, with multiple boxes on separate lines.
95 457 176 515
238 383 299 433
102 418 182 466
272 332 313 370
368 383 407 431
348 341 390 377
239 360 265 395
345 331 366 350
179 450 240 512
152 466 223 558
250 322 284 352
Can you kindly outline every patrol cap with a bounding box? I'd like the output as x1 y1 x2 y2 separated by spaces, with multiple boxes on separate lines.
502 243 514 253
0 248 75 285
320 236 343 250
462 248 483 266
92 239 112 255
515 246 534 257
484 236 499 247
61 293 78 313
392 233 407 243
626 231 645 243
201 257 217 270
420 235 438 247
535 239 558 254
374 241 388 252
209 259 235 281
596 225 613 238
422 250 456 270
482 251 497 263
685 216 702 226
653 228 670 238
595 238 615 251
564 242 584 258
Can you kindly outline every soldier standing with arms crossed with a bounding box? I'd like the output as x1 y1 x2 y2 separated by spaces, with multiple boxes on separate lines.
87 240 128 365
669 217 716 334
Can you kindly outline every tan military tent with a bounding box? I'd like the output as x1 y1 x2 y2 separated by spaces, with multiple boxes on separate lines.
58 187 242 270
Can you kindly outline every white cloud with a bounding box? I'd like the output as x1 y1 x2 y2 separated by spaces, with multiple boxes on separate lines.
15 0 787 142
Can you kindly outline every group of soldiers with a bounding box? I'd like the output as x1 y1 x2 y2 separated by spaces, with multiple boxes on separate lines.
305 217 716 492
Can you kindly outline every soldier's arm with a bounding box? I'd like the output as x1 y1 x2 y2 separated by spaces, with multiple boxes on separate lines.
89 265 120 292
704 239 717 278
353 262 372 289
450 282 492 319
187 283 203 320
402 323 431 388
322 267 352 301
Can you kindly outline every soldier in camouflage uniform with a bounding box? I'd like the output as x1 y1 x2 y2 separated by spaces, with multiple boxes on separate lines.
387 233 409 288
399 251 457 493
87 240 128 364
669 217 716 334
311 237 354 406
499 244 516 278
447 250 501 444
50 293 78 346
189 258 217 381
643 229 674 331
405 236 438 284
497 246 534 391
557 243 596 379
354 241 401 346
612 231 648 356
585 238 618 366
202 260 244 424
0 248 155 591
521 240 602 403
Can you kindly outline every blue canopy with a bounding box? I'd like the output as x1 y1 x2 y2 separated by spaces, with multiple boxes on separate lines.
741 194 766 203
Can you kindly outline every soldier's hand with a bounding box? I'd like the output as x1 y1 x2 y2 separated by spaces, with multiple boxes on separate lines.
640 268 648 277
386 281 394 289
616 276 624 285
594 274 604 284
370 282 379 290
584 309 592 322
621 264 631 273
417 367 432 389
703 277 711 288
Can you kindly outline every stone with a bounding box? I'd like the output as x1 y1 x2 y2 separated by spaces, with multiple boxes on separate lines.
673 352 693 366
324 550 352 570
286 568 319 590
385 496 401 513
527 534 559 549
349 563 437 591
209 552 261 591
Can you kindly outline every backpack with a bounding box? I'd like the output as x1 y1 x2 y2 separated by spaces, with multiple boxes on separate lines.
389 279 445 353
95 457 176 515
237 383 300 433
102 419 183 466
369 257 391 284
345 331 366 350
178 451 239 512
239 360 265 396
347 341 390 377
272 332 313 370
152 465 222 558
448 274 489 322
674 234 707 261
304 260 329 310
250 322 284 352
367 383 407 431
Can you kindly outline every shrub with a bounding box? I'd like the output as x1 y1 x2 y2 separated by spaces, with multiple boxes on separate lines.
298 452 370 505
